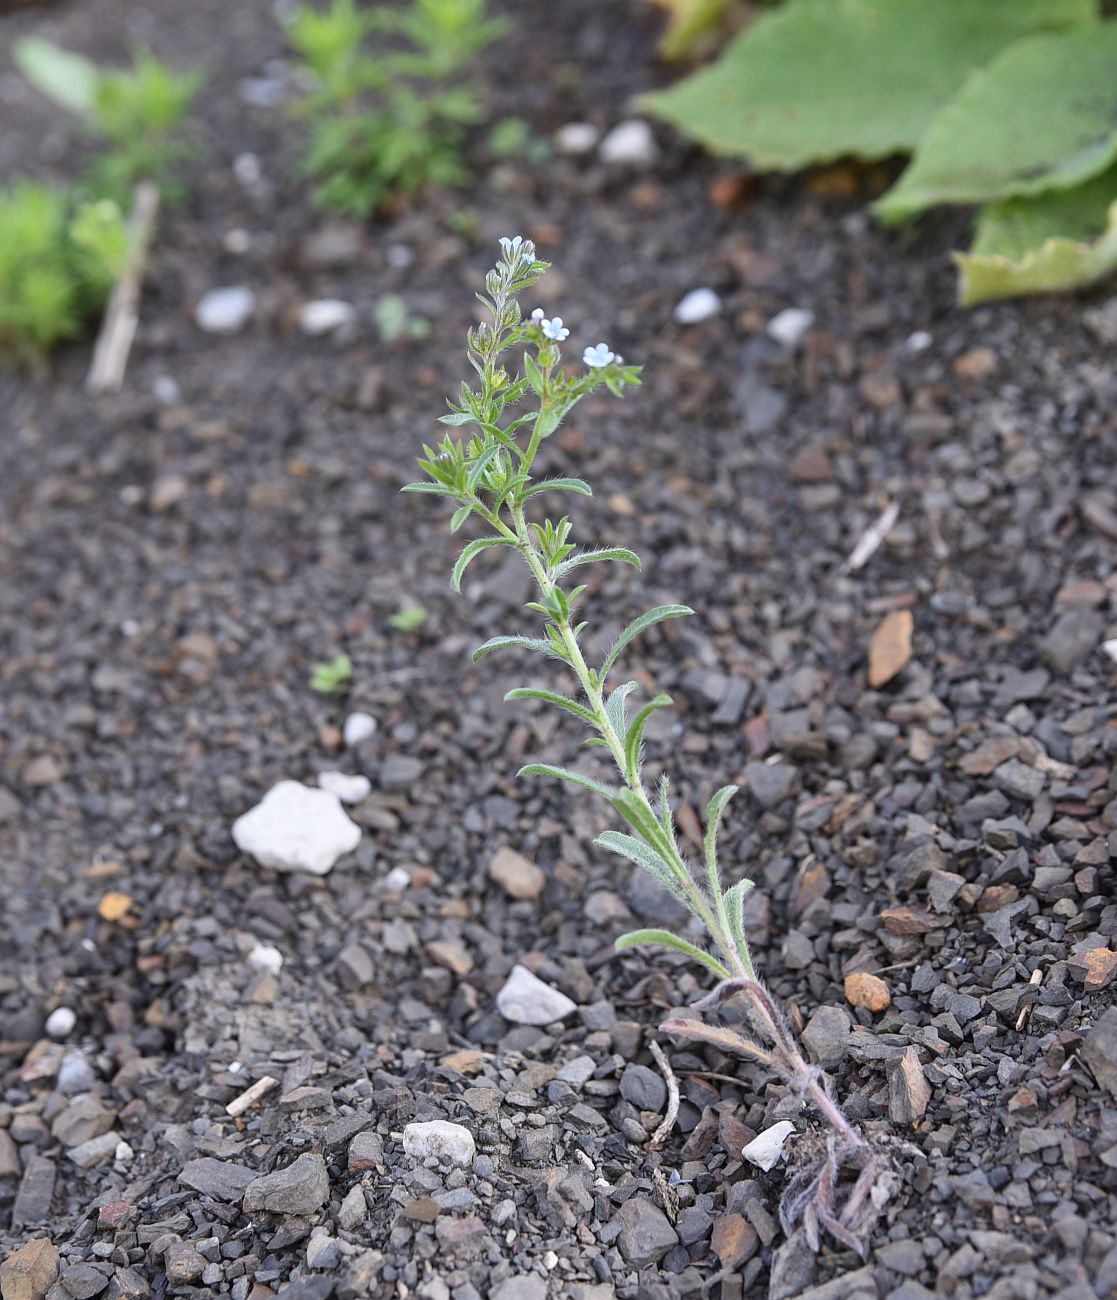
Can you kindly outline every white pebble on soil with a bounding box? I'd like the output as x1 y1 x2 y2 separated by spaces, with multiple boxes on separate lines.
402 1120 476 1167
497 964 577 1025
298 299 357 336
45 1007 76 1039
742 1120 796 1171
766 307 814 350
232 780 360 875
598 119 658 167
247 943 284 975
318 770 372 804
554 121 599 155
194 286 255 335
343 711 377 747
674 288 721 325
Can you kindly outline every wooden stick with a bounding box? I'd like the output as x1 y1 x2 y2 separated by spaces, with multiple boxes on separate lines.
648 1039 680 1149
86 180 160 394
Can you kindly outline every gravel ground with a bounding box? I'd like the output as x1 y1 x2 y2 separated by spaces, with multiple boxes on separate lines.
1 1 1116 1298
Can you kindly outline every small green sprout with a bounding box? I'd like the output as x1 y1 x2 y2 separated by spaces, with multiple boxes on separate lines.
408 238 885 1257
310 653 353 695
284 0 508 218
389 605 428 633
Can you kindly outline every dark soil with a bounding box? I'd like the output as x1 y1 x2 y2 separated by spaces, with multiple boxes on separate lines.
2 1 1116 1297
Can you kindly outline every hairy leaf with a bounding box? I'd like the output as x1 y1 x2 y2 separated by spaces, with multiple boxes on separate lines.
505 686 598 726
521 476 593 499
450 504 473 533
472 634 567 663
642 0 1093 171
955 166 1117 303
518 762 614 799
554 547 641 579
877 22 1117 222
451 536 512 592
615 928 731 979
723 877 756 977
704 784 738 877
623 693 673 783
601 604 693 678
659 1017 779 1069
605 679 640 741
596 829 696 912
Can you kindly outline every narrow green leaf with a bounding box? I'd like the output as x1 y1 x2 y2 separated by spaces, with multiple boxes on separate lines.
521 477 592 499
658 774 674 839
451 537 511 592
439 411 476 427
704 784 738 877
450 504 473 533
600 604 693 679
465 441 506 492
472 635 568 663
624 694 673 784
723 878 756 978
554 547 641 579
604 680 639 740
401 481 459 497
615 929 731 979
596 830 695 912
518 763 614 799
505 687 598 726
523 351 545 394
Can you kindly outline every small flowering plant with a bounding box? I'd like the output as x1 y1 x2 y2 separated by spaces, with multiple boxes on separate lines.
407 239 883 1256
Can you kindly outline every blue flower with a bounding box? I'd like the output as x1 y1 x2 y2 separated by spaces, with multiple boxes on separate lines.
531 307 545 324
499 235 535 266
583 343 615 368
542 317 569 342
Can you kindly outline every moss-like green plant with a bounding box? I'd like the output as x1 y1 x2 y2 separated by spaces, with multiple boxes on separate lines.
284 0 508 217
0 184 127 370
408 238 885 1255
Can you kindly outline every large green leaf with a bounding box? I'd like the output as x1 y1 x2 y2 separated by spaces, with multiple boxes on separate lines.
642 0 1094 171
878 22 1117 222
955 167 1117 304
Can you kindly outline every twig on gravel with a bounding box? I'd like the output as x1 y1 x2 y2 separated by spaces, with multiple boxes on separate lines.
648 1039 680 1149
842 499 900 573
86 180 160 394
226 1074 279 1117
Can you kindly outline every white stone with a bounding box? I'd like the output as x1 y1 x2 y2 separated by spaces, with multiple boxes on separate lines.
1103 638 1117 663
905 330 933 353
45 1007 76 1039
195 286 255 335
298 299 357 336
742 1120 796 1171
232 780 360 875
115 1140 135 1164
402 1120 475 1167
318 770 372 804
383 866 411 891
674 288 721 325
497 964 577 1025
554 122 599 155
766 307 814 349
247 943 284 975
598 119 658 167
343 711 377 747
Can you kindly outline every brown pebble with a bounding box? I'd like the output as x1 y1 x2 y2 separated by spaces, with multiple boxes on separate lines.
888 1046 931 1123
844 972 891 1013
